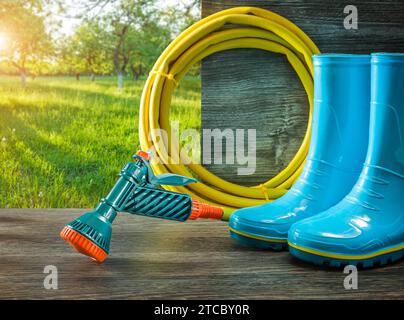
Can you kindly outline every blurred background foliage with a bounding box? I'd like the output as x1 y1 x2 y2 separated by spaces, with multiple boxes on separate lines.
0 0 200 88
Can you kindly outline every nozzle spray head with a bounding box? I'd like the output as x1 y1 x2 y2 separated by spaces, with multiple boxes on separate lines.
60 203 116 263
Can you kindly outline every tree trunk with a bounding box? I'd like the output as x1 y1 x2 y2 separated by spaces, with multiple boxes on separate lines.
76 73 80 81
114 27 129 90
139 65 143 79
90 73 95 82
117 72 124 90
21 71 27 87
130 65 136 80
131 65 143 81
131 68 139 80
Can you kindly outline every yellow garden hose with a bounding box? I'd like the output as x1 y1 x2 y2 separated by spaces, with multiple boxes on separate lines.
139 7 320 220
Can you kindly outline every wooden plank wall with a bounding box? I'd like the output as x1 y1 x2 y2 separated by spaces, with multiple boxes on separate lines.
201 0 404 185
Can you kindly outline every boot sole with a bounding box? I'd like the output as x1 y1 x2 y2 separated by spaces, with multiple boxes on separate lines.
289 242 404 268
229 227 288 250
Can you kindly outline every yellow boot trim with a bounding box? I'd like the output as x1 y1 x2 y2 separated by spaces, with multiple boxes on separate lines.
288 242 404 260
229 226 287 243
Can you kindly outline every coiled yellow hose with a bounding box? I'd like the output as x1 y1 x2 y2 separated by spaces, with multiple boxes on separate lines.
139 7 320 220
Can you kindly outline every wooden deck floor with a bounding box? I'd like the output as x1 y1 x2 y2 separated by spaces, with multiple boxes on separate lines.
0 209 402 299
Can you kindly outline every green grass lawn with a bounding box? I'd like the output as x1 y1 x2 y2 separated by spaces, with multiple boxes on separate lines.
0 75 201 208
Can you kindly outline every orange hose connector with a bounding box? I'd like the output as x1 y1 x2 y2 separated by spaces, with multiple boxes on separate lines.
189 199 224 220
136 150 150 161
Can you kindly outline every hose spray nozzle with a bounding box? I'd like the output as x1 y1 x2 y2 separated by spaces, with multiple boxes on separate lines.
60 150 223 262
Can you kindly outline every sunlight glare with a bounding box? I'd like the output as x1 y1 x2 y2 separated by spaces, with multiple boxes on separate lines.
0 33 8 51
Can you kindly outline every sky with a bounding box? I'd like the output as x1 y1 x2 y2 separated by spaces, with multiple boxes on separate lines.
58 0 197 36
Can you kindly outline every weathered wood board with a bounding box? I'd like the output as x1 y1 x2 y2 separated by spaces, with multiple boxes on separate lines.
0 209 402 299
201 0 404 185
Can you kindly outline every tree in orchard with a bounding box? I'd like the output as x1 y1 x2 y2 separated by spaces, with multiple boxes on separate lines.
103 0 156 89
126 15 172 80
61 19 113 81
126 0 200 79
0 1 53 86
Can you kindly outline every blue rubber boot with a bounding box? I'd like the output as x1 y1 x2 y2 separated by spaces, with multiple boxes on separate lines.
289 53 404 268
229 54 371 250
